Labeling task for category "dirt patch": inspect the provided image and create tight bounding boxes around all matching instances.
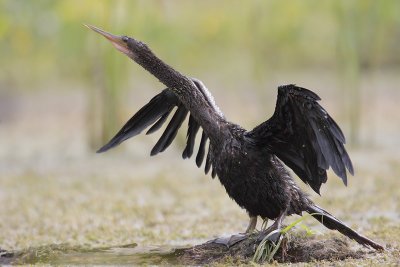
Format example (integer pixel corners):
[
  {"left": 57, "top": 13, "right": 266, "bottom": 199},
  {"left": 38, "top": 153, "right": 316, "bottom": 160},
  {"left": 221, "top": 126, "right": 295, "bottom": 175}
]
[{"left": 177, "top": 232, "right": 366, "bottom": 264}]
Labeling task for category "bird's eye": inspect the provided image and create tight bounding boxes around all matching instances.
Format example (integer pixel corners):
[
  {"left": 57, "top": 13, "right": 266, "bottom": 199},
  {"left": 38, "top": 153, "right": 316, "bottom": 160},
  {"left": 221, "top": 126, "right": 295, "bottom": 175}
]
[{"left": 122, "top": 36, "right": 129, "bottom": 43}]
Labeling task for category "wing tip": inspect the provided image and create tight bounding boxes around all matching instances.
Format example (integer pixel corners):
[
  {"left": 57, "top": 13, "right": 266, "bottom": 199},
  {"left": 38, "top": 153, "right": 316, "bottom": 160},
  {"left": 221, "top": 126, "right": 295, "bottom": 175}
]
[
  {"left": 342, "top": 175, "right": 348, "bottom": 186},
  {"left": 347, "top": 161, "right": 355, "bottom": 176},
  {"left": 278, "top": 84, "right": 321, "bottom": 101},
  {"left": 96, "top": 147, "right": 106, "bottom": 153},
  {"left": 195, "top": 157, "right": 203, "bottom": 167},
  {"left": 96, "top": 142, "right": 114, "bottom": 153},
  {"left": 310, "top": 183, "right": 321, "bottom": 195},
  {"left": 182, "top": 148, "right": 190, "bottom": 159}
]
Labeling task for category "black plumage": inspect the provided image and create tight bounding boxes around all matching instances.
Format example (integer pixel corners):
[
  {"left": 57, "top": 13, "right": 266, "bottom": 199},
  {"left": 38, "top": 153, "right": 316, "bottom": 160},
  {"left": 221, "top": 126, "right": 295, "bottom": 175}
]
[{"left": 87, "top": 25, "right": 383, "bottom": 250}]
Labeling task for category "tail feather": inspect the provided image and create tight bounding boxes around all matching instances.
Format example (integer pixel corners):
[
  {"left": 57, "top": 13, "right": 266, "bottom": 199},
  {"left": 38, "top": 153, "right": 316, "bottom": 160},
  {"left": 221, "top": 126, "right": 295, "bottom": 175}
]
[{"left": 307, "top": 204, "right": 384, "bottom": 250}]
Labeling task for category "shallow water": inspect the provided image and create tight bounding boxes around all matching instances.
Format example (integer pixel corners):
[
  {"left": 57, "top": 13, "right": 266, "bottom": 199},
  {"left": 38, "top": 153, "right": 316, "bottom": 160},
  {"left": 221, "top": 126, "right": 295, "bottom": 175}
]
[
  {"left": 5, "top": 244, "right": 185, "bottom": 265},
  {"left": 51, "top": 246, "right": 182, "bottom": 265}
]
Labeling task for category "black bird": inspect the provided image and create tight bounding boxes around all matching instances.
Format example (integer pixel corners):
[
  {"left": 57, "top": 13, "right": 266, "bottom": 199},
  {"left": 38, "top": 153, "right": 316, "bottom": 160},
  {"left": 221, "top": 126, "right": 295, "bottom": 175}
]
[{"left": 87, "top": 25, "right": 383, "bottom": 250}]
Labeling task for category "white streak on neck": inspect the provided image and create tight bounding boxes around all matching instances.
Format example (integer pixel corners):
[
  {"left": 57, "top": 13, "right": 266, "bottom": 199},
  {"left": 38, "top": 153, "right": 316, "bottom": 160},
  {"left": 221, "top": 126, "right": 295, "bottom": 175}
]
[{"left": 191, "top": 78, "right": 224, "bottom": 118}]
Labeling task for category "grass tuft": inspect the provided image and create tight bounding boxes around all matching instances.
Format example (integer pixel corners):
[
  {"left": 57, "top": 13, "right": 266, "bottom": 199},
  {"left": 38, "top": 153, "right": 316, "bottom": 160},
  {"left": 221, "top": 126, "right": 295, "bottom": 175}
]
[
  {"left": 252, "top": 213, "right": 321, "bottom": 263},
  {"left": 252, "top": 229, "right": 283, "bottom": 263}
]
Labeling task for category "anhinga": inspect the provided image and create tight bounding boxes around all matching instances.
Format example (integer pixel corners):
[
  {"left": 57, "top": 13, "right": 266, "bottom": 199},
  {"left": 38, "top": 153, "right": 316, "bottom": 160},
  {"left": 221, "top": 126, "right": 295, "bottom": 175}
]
[{"left": 86, "top": 25, "right": 383, "bottom": 250}]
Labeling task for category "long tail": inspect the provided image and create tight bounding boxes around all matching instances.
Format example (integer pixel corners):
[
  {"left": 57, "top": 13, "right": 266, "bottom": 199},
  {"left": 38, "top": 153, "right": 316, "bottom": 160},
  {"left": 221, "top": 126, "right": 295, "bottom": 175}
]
[{"left": 306, "top": 204, "right": 384, "bottom": 250}]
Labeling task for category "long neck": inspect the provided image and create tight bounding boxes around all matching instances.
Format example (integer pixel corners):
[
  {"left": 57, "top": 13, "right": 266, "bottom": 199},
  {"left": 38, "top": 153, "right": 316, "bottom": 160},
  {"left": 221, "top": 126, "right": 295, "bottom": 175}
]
[{"left": 128, "top": 40, "right": 227, "bottom": 143}]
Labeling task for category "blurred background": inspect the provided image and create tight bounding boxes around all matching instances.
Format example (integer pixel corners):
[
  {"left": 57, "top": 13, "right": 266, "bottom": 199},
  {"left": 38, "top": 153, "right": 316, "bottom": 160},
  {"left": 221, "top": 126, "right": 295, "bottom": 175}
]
[
  {"left": 1, "top": 0, "right": 399, "bottom": 258},
  {"left": 2, "top": 0, "right": 400, "bottom": 148}
]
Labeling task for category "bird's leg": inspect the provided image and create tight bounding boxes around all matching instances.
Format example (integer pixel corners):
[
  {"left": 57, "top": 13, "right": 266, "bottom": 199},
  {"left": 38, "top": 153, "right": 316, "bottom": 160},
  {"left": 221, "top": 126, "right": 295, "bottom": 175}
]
[
  {"left": 261, "top": 218, "right": 269, "bottom": 231},
  {"left": 245, "top": 216, "right": 257, "bottom": 234},
  {"left": 258, "top": 212, "right": 286, "bottom": 244},
  {"left": 270, "top": 212, "right": 285, "bottom": 231}
]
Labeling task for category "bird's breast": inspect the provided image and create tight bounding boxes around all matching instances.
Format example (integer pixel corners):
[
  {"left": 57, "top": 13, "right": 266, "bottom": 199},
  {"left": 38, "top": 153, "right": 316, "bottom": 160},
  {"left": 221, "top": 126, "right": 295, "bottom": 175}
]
[{"left": 211, "top": 139, "right": 291, "bottom": 219}]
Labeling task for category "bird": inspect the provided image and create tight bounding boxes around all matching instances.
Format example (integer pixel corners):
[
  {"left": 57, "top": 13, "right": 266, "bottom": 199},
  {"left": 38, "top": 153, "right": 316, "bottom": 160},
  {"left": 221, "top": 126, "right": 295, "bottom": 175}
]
[{"left": 86, "top": 25, "right": 383, "bottom": 250}]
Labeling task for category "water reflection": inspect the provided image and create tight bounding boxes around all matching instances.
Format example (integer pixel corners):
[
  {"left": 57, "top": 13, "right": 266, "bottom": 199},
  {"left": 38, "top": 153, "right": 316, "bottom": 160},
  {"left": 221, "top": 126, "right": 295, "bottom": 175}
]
[
  {"left": 51, "top": 245, "right": 183, "bottom": 265},
  {"left": 5, "top": 243, "right": 186, "bottom": 265}
]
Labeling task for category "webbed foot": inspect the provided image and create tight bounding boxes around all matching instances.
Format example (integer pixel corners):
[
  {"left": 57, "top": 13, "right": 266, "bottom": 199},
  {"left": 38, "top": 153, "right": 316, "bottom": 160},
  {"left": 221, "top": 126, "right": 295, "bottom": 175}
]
[{"left": 208, "top": 233, "right": 249, "bottom": 248}]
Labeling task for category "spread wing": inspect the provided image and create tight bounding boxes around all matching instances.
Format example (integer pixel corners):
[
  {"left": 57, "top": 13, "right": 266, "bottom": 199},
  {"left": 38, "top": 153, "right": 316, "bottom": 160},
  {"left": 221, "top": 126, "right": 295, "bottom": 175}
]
[
  {"left": 97, "top": 79, "right": 218, "bottom": 178},
  {"left": 247, "top": 84, "right": 354, "bottom": 194}
]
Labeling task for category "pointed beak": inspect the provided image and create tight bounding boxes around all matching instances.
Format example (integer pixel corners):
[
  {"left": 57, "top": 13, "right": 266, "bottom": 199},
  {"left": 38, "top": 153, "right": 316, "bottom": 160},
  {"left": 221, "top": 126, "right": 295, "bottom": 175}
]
[{"left": 85, "top": 24, "right": 131, "bottom": 56}]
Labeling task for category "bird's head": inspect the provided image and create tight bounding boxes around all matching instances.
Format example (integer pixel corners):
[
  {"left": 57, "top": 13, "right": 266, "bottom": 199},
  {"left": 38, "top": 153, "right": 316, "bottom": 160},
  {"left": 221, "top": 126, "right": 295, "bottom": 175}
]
[
  {"left": 85, "top": 24, "right": 151, "bottom": 61},
  {"left": 86, "top": 24, "right": 186, "bottom": 91}
]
